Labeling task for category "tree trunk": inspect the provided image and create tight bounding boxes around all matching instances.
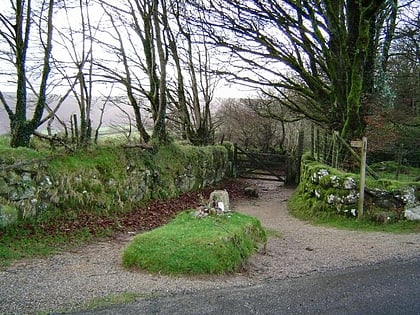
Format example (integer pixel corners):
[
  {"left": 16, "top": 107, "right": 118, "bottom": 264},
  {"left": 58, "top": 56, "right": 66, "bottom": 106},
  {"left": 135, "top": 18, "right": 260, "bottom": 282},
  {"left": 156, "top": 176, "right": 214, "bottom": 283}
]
[
  {"left": 10, "top": 120, "right": 33, "bottom": 148},
  {"left": 341, "top": 0, "right": 384, "bottom": 140},
  {"left": 7, "top": 0, "right": 55, "bottom": 148},
  {"left": 151, "top": 0, "right": 168, "bottom": 143}
]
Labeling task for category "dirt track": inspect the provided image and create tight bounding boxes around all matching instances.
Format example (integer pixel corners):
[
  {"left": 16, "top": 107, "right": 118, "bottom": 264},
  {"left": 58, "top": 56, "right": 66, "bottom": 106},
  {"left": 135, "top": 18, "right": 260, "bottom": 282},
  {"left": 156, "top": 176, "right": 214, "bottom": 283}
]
[{"left": 237, "top": 181, "right": 420, "bottom": 279}]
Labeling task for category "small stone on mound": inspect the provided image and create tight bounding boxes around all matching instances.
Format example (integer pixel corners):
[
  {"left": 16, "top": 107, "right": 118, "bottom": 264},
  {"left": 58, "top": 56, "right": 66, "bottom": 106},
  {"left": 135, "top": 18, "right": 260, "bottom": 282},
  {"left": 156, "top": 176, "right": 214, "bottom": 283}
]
[{"left": 208, "top": 190, "right": 230, "bottom": 212}]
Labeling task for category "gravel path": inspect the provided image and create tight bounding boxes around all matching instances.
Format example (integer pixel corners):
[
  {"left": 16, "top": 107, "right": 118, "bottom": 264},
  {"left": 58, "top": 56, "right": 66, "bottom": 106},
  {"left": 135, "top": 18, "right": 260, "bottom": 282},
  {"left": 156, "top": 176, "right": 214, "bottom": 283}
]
[{"left": 1, "top": 181, "right": 419, "bottom": 315}]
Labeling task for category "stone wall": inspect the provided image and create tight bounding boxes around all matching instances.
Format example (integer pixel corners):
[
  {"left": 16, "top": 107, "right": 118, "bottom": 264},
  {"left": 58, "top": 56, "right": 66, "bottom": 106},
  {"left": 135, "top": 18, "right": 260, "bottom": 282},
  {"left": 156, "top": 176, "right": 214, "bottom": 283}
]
[
  {"left": 0, "top": 144, "right": 229, "bottom": 227},
  {"left": 299, "top": 156, "right": 420, "bottom": 222}
]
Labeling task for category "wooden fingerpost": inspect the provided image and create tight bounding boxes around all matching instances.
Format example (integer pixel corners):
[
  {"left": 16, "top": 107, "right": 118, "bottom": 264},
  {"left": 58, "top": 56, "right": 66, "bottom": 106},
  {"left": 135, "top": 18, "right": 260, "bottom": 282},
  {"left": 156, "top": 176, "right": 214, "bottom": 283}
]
[{"left": 351, "top": 137, "right": 367, "bottom": 218}]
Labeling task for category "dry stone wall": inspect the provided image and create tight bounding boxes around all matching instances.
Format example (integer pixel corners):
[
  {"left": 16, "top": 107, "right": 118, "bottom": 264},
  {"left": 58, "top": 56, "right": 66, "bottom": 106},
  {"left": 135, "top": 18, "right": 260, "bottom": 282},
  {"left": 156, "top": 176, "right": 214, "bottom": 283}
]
[
  {"left": 299, "top": 157, "right": 420, "bottom": 222},
  {"left": 0, "top": 145, "right": 229, "bottom": 227}
]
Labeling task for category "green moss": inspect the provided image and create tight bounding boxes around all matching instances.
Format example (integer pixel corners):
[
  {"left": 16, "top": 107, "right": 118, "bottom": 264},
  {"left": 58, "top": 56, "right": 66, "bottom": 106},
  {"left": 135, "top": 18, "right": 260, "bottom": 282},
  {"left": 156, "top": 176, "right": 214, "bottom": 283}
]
[
  {"left": 122, "top": 211, "right": 266, "bottom": 275},
  {"left": 0, "top": 139, "right": 47, "bottom": 163},
  {"left": 0, "top": 205, "right": 19, "bottom": 227},
  {"left": 48, "top": 146, "right": 126, "bottom": 181},
  {"left": 1, "top": 142, "right": 229, "bottom": 227},
  {"left": 297, "top": 155, "right": 420, "bottom": 225}
]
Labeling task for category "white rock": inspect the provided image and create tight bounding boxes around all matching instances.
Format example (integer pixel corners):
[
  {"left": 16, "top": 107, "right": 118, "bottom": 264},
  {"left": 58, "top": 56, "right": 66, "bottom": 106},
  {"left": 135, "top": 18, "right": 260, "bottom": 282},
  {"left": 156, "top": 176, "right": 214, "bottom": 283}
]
[
  {"left": 396, "top": 187, "right": 416, "bottom": 205},
  {"left": 327, "top": 194, "right": 335, "bottom": 204},
  {"left": 343, "top": 177, "right": 357, "bottom": 190},
  {"left": 404, "top": 205, "right": 420, "bottom": 221}
]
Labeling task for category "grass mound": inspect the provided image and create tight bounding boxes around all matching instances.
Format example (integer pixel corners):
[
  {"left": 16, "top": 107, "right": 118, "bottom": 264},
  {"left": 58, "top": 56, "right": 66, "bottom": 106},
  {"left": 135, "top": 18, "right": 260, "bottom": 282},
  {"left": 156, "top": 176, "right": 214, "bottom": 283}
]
[{"left": 122, "top": 211, "right": 267, "bottom": 275}]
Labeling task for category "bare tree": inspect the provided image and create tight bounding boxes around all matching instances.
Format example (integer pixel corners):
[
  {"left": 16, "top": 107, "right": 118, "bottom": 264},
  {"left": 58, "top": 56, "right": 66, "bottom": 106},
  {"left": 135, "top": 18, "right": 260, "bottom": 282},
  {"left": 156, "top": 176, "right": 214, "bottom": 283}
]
[
  {"left": 166, "top": 1, "right": 219, "bottom": 145},
  {"left": 245, "top": 95, "right": 304, "bottom": 150},
  {"left": 216, "top": 98, "right": 300, "bottom": 152},
  {"left": 96, "top": 0, "right": 170, "bottom": 144},
  {"left": 0, "top": 0, "right": 55, "bottom": 147}
]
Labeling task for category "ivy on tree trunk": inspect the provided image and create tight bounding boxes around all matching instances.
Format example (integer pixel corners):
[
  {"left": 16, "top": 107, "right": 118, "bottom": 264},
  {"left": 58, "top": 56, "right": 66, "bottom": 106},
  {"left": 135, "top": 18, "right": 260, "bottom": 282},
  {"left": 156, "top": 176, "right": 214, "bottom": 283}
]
[{"left": 2, "top": 0, "right": 55, "bottom": 148}]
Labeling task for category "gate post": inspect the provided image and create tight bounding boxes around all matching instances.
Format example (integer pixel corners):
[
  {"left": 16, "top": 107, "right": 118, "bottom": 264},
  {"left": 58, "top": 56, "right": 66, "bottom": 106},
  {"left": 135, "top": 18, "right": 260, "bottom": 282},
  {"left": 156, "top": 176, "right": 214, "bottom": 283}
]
[
  {"left": 297, "top": 130, "right": 304, "bottom": 183},
  {"left": 232, "top": 144, "right": 238, "bottom": 177}
]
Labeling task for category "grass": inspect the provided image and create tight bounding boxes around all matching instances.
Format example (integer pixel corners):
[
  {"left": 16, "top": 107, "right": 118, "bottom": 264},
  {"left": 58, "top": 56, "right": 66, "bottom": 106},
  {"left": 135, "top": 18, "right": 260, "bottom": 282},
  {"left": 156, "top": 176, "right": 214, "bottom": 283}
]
[
  {"left": 0, "top": 225, "right": 112, "bottom": 268},
  {"left": 0, "top": 139, "right": 47, "bottom": 162},
  {"left": 38, "top": 292, "right": 148, "bottom": 315},
  {"left": 288, "top": 190, "right": 420, "bottom": 233},
  {"left": 122, "top": 211, "right": 267, "bottom": 275},
  {"left": 370, "top": 161, "right": 420, "bottom": 182}
]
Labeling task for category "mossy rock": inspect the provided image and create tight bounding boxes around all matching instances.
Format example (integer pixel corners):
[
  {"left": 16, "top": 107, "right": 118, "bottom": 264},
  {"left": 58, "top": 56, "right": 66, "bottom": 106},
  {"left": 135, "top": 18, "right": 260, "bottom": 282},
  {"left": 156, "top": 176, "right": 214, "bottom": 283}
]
[{"left": 0, "top": 205, "right": 19, "bottom": 227}]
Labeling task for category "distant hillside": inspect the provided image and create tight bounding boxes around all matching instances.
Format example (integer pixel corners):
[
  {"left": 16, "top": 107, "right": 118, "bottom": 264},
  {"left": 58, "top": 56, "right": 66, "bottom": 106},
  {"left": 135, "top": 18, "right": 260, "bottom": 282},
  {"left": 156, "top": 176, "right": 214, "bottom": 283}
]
[
  {"left": 0, "top": 92, "right": 230, "bottom": 138},
  {"left": 0, "top": 92, "right": 137, "bottom": 136}
]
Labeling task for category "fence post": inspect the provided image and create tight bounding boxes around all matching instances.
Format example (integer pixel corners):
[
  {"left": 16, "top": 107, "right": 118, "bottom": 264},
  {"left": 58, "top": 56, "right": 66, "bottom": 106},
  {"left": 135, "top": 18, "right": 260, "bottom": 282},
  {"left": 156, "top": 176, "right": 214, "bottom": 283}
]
[
  {"left": 311, "top": 124, "right": 314, "bottom": 158},
  {"left": 332, "top": 131, "right": 338, "bottom": 168},
  {"left": 358, "top": 137, "right": 368, "bottom": 218},
  {"left": 296, "top": 130, "right": 304, "bottom": 184},
  {"left": 233, "top": 144, "right": 238, "bottom": 177},
  {"left": 396, "top": 144, "right": 404, "bottom": 180},
  {"left": 316, "top": 128, "right": 320, "bottom": 162}
]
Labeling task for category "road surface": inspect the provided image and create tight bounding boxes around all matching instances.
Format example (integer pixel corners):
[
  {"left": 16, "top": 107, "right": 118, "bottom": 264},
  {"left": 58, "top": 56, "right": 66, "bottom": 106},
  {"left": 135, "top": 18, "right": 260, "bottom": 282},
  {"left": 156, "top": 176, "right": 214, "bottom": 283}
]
[{"left": 63, "top": 257, "right": 420, "bottom": 315}]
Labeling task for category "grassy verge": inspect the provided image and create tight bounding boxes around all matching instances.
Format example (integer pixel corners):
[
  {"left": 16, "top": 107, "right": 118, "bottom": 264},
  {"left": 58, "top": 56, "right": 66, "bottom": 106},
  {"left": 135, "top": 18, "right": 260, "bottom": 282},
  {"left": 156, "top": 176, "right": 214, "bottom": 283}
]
[
  {"left": 288, "top": 190, "right": 420, "bottom": 233},
  {"left": 122, "top": 211, "right": 267, "bottom": 275},
  {"left": 0, "top": 225, "right": 112, "bottom": 268}
]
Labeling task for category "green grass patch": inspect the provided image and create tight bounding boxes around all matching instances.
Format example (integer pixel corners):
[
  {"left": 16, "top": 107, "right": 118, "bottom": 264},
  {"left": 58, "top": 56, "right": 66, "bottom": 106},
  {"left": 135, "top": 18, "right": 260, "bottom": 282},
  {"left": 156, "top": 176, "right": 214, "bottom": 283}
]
[
  {"left": 370, "top": 161, "right": 420, "bottom": 182},
  {"left": 37, "top": 292, "right": 148, "bottom": 315},
  {"left": 122, "top": 211, "right": 266, "bottom": 275},
  {"left": 0, "top": 226, "right": 112, "bottom": 268},
  {"left": 0, "top": 138, "right": 47, "bottom": 162},
  {"left": 288, "top": 190, "right": 420, "bottom": 233},
  {"left": 82, "top": 292, "right": 143, "bottom": 310}
]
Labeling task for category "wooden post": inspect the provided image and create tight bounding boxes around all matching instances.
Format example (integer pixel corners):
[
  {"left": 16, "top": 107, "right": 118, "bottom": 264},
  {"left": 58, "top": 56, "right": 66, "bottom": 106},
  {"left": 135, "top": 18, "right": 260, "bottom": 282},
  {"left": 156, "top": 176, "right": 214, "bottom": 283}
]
[
  {"left": 322, "top": 130, "right": 327, "bottom": 164},
  {"left": 357, "top": 137, "right": 368, "bottom": 218},
  {"left": 396, "top": 144, "right": 403, "bottom": 180},
  {"left": 296, "top": 130, "right": 304, "bottom": 184},
  {"left": 316, "top": 128, "right": 320, "bottom": 162},
  {"left": 332, "top": 132, "right": 338, "bottom": 168},
  {"left": 233, "top": 144, "right": 238, "bottom": 177},
  {"left": 311, "top": 124, "right": 314, "bottom": 158}
]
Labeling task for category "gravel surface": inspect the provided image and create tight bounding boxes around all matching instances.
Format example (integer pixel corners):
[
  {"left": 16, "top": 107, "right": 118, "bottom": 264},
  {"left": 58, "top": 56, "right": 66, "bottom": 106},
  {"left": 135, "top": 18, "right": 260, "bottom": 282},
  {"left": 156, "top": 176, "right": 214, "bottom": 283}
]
[{"left": 1, "top": 180, "right": 419, "bottom": 315}]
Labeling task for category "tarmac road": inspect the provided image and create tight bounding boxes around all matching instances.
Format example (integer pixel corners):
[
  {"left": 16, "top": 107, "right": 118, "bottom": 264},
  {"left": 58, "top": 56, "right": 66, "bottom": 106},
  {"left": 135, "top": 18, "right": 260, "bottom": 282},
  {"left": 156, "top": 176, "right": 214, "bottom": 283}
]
[{"left": 64, "top": 257, "right": 420, "bottom": 315}]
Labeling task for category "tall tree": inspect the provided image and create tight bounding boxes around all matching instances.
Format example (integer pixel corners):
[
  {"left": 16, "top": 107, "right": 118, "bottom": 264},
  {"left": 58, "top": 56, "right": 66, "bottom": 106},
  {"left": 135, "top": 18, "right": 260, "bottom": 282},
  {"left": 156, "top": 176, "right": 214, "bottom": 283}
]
[
  {"left": 365, "top": 2, "right": 420, "bottom": 159},
  {"left": 0, "top": 0, "right": 55, "bottom": 147},
  {"left": 97, "top": 0, "right": 169, "bottom": 144},
  {"left": 189, "top": 0, "right": 388, "bottom": 140},
  {"left": 166, "top": 0, "right": 218, "bottom": 145}
]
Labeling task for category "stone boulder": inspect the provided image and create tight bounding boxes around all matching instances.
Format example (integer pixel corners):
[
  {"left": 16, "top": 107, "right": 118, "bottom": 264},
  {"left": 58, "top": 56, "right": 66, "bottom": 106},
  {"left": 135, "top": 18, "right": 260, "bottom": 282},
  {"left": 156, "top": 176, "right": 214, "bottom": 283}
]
[
  {"left": 405, "top": 205, "right": 420, "bottom": 221},
  {"left": 208, "top": 190, "right": 230, "bottom": 212},
  {"left": 244, "top": 185, "right": 259, "bottom": 197}
]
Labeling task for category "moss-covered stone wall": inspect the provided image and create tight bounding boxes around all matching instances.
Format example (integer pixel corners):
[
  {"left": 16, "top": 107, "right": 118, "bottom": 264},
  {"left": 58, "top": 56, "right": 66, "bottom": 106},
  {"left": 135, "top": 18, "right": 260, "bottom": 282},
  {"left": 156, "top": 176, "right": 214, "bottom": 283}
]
[
  {"left": 299, "top": 155, "right": 420, "bottom": 222},
  {"left": 0, "top": 144, "right": 229, "bottom": 227}
]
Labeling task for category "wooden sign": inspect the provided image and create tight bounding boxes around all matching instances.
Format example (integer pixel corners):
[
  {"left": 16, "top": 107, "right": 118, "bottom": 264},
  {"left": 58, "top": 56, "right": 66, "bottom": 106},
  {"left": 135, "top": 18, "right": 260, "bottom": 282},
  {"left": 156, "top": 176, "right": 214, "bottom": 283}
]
[{"left": 350, "top": 140, "right": 363, "bottom": 148}]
